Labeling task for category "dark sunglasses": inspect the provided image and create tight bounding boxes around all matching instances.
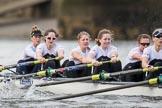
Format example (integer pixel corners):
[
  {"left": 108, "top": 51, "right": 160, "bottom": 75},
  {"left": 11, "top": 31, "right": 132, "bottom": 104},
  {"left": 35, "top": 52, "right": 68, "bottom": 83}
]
[
  {"left": 47, "top": 37, "right": 56, "bottom": 40},
  {"left": 140, "top": 43, "right": 150, "bottom": 46}
]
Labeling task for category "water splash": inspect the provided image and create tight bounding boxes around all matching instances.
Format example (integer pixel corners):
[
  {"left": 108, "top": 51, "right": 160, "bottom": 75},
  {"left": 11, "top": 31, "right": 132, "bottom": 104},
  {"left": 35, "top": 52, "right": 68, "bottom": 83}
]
[{"left": 0, "top": 78, "right": 27, "bottom": 99}]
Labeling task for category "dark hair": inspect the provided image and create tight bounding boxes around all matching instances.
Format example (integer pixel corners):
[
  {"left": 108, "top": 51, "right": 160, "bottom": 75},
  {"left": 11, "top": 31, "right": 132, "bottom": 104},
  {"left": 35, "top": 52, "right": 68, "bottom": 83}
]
[
  {"left": 95, "top": 29, "right": 113, "bottom": 46},
  {"left": 137, "top": 34, "right": 151, "bottom": 42},
  {"left": 30, "top": 25, "right": 43, "bottom": 37},
  {"left": 44, "top": 28, "right": 59, "bottom": 37}
]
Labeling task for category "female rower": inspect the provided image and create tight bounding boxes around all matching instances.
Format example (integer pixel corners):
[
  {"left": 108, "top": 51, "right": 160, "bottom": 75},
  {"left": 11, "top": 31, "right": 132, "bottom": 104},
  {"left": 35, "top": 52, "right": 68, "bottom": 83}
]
[
  {"left": 63, "top": 31, "right": 92, "bottom": 78},
  {"left": 36, "top": 28, "right": 64, "bottom": 71},
  {"left": 16, "top": 25, "right": 43, "bottom": 74},
  {"left": 142, "top": 28, "right": 162, "bottom": 80},
  {"left": 87, "top": 29, "right": 122, "bottom": 78},
  {"left": 123, "top": 34, "right": 151, "bottom": 82}
]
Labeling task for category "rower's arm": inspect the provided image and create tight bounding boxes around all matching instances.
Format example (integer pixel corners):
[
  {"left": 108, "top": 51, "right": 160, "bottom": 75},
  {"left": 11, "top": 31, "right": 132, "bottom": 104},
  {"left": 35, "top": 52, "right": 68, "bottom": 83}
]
[
  {"left": 71, "top": 51, "right": 87, "bottom": 63},
  {"left": 36, "top": 49, "right": 46, "bottom": 63},
  {"left": 132, "top": 53, "right": 142, "bottom": 61},
  {"left": 87, "top": 52, "right": 100, "bottom": 66},
  {"left": 57, "top": 49, "right": 64, "bottom": 60},
  {"left": 142, "top": 56, "right": 149, "bottom": 68}
]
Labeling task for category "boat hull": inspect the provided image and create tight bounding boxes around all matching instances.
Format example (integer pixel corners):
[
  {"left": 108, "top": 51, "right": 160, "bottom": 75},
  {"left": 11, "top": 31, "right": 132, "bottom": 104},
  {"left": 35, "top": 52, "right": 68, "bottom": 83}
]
[
  {"left": 36, "top": 81, "right": 162, "bottom": 97},
  {"left": 0, "top": 77, "right": 161, "bottom": 97}
]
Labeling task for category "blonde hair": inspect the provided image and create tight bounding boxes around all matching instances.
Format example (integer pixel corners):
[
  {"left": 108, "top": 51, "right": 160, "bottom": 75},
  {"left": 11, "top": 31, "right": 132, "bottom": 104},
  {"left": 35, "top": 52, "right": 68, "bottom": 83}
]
[
  {"left": 77, "top": 31, "right": 91, "bottom": 40},
  {"left": 30, "top": 25, "right": 42, "bottom": 37},
  {"left": 32, "top": 25, "right": 39, "bottom": 31}
]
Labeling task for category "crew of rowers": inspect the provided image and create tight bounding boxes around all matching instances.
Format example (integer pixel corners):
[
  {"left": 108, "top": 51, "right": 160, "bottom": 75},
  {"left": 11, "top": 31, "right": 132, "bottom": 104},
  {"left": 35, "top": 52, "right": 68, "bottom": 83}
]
[{"left": 16, "top": 25, "right": 162, "bottom": 82}]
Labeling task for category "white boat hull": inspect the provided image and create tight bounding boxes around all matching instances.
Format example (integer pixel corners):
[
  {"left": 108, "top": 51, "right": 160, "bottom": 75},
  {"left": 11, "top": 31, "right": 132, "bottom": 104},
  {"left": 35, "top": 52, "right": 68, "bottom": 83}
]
[
  {"left": 0, "top": 77, "right": 161, "bottom": 97},
  {"left": 37, "top": 82, "right": 162, "bottom": 97}
]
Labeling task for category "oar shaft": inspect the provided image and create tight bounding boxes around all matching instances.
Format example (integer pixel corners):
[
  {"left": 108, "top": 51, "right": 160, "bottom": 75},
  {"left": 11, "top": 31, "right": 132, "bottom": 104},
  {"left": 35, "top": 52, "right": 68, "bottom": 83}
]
[
  {"left": 111, "top": 69, "right": 144, "bottom": 77},
  {"left": 3, "top": 64, "right": 17, "bottom": 69},
  {"left": 56, "top": 64, "right": 88, "bottom": 73},
  {"left": 13, "top": 73, "right": 37, "bottom": 79},
  {"left": 35, "top": 76, "right": 91, "bottom": 87},
  {"left": 0, "top": 57, "right": 59, "bottom": 71},
  {"left": 48, "top": 80, "right": 149, "bottom": 100},
  {"left": 17, "top": 57, "right": 59, "bottom": 67},
  {"left": 53, "top": 60, "right": 113, "bottom": 73},
  {"left": 99, "top": 66, "right": 162, "bottom": 80}
]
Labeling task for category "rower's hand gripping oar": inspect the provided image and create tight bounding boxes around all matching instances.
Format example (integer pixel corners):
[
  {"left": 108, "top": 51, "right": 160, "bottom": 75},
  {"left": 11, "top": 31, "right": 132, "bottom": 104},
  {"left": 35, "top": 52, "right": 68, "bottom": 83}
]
[
  {"left": 35, "top": 66, "right": 161, "bottom": 87},
  {"left": 0, "top": 57, "right": 60, "bottom": 71}
]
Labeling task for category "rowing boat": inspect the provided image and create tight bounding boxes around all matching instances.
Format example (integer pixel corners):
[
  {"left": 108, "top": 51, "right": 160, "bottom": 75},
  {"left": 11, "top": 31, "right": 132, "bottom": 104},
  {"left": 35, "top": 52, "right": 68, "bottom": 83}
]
[{"left": 0, "top": 75, "right": 161, "bottom": 98}]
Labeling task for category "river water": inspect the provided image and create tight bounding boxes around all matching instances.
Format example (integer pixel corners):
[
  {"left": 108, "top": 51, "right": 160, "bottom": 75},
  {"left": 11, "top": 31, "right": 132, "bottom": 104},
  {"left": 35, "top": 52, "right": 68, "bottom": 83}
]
[{"left": 0, "top": 39, "right": 162, "bottom": 108}]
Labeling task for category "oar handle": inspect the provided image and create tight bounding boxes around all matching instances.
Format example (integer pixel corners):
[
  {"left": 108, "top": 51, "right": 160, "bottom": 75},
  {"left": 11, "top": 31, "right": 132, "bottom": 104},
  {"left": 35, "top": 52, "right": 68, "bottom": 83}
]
[
  {"left": 44, "top": 57, "right": 60, "bottom": 62},
  {"left": 0, "top": 66, "right": 3, "bottom": 71}
]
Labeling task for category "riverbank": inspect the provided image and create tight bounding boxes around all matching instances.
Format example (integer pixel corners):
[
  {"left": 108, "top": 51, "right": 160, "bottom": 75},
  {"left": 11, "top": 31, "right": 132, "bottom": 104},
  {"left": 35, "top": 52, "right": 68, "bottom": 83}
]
[{"left": 0, "top": 18, "right": 58, "bottom": 40}]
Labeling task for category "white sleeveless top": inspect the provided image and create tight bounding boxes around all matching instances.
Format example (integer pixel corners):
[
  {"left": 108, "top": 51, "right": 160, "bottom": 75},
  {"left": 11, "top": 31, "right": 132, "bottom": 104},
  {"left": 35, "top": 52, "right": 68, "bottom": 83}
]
[
  {"left": 143, "top": 45, "right": 162, "bottom": 63},
  {"left": 21, "top": 43, "right": 37, "bottom": 60},
  {"left": 127, "top": 47, "right": 142, "bottom": 63},
  {"left": 89, "top": 45, "right": 118, "bottom": 59},
  {"left": 36, "top": 43, "right": 64, "bottom": 57},
  {"left": 70, "top": 46, "right": 90, "bottom": 64}
]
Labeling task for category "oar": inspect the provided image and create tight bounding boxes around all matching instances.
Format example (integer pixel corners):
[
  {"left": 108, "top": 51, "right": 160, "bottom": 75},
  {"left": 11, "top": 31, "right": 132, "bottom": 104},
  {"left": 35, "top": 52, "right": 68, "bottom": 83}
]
[
  {"left": 35, "top": 66, "right": 161, "bottom": 87},
  {"left": 54, "top": 59, "right": 116, "bottom": 73},
  {"left": 0, "top": 57, "right": 60, "bottom": 71},
  {"left": 12, "top": 60, "right": 116, "bottom": 79},
  {"left": 49, "top": 76, "right": 161, "bottom": 100}
]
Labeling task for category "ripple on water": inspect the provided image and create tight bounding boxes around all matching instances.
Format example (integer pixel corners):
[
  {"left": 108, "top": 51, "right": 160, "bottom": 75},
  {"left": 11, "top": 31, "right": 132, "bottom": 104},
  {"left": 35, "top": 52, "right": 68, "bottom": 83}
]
[{"left": 1, "top": 85, "right": 162, "bottom": 108}]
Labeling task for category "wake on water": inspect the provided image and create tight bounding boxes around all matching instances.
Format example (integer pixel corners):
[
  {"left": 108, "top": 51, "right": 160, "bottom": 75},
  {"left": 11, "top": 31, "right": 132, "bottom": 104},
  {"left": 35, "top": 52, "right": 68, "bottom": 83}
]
[{"left": 0, "top": 73, "right": 162, "bottom": 108}]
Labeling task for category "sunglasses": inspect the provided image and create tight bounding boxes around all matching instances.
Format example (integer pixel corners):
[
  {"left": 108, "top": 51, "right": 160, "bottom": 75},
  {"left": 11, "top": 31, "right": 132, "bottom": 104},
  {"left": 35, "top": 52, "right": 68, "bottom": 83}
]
[
  {"left": 140, "top": 43, "right": 150, "bottom": 46},
  {"left": 47, "top": 37, "right": 56, "bottom": 40}
]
